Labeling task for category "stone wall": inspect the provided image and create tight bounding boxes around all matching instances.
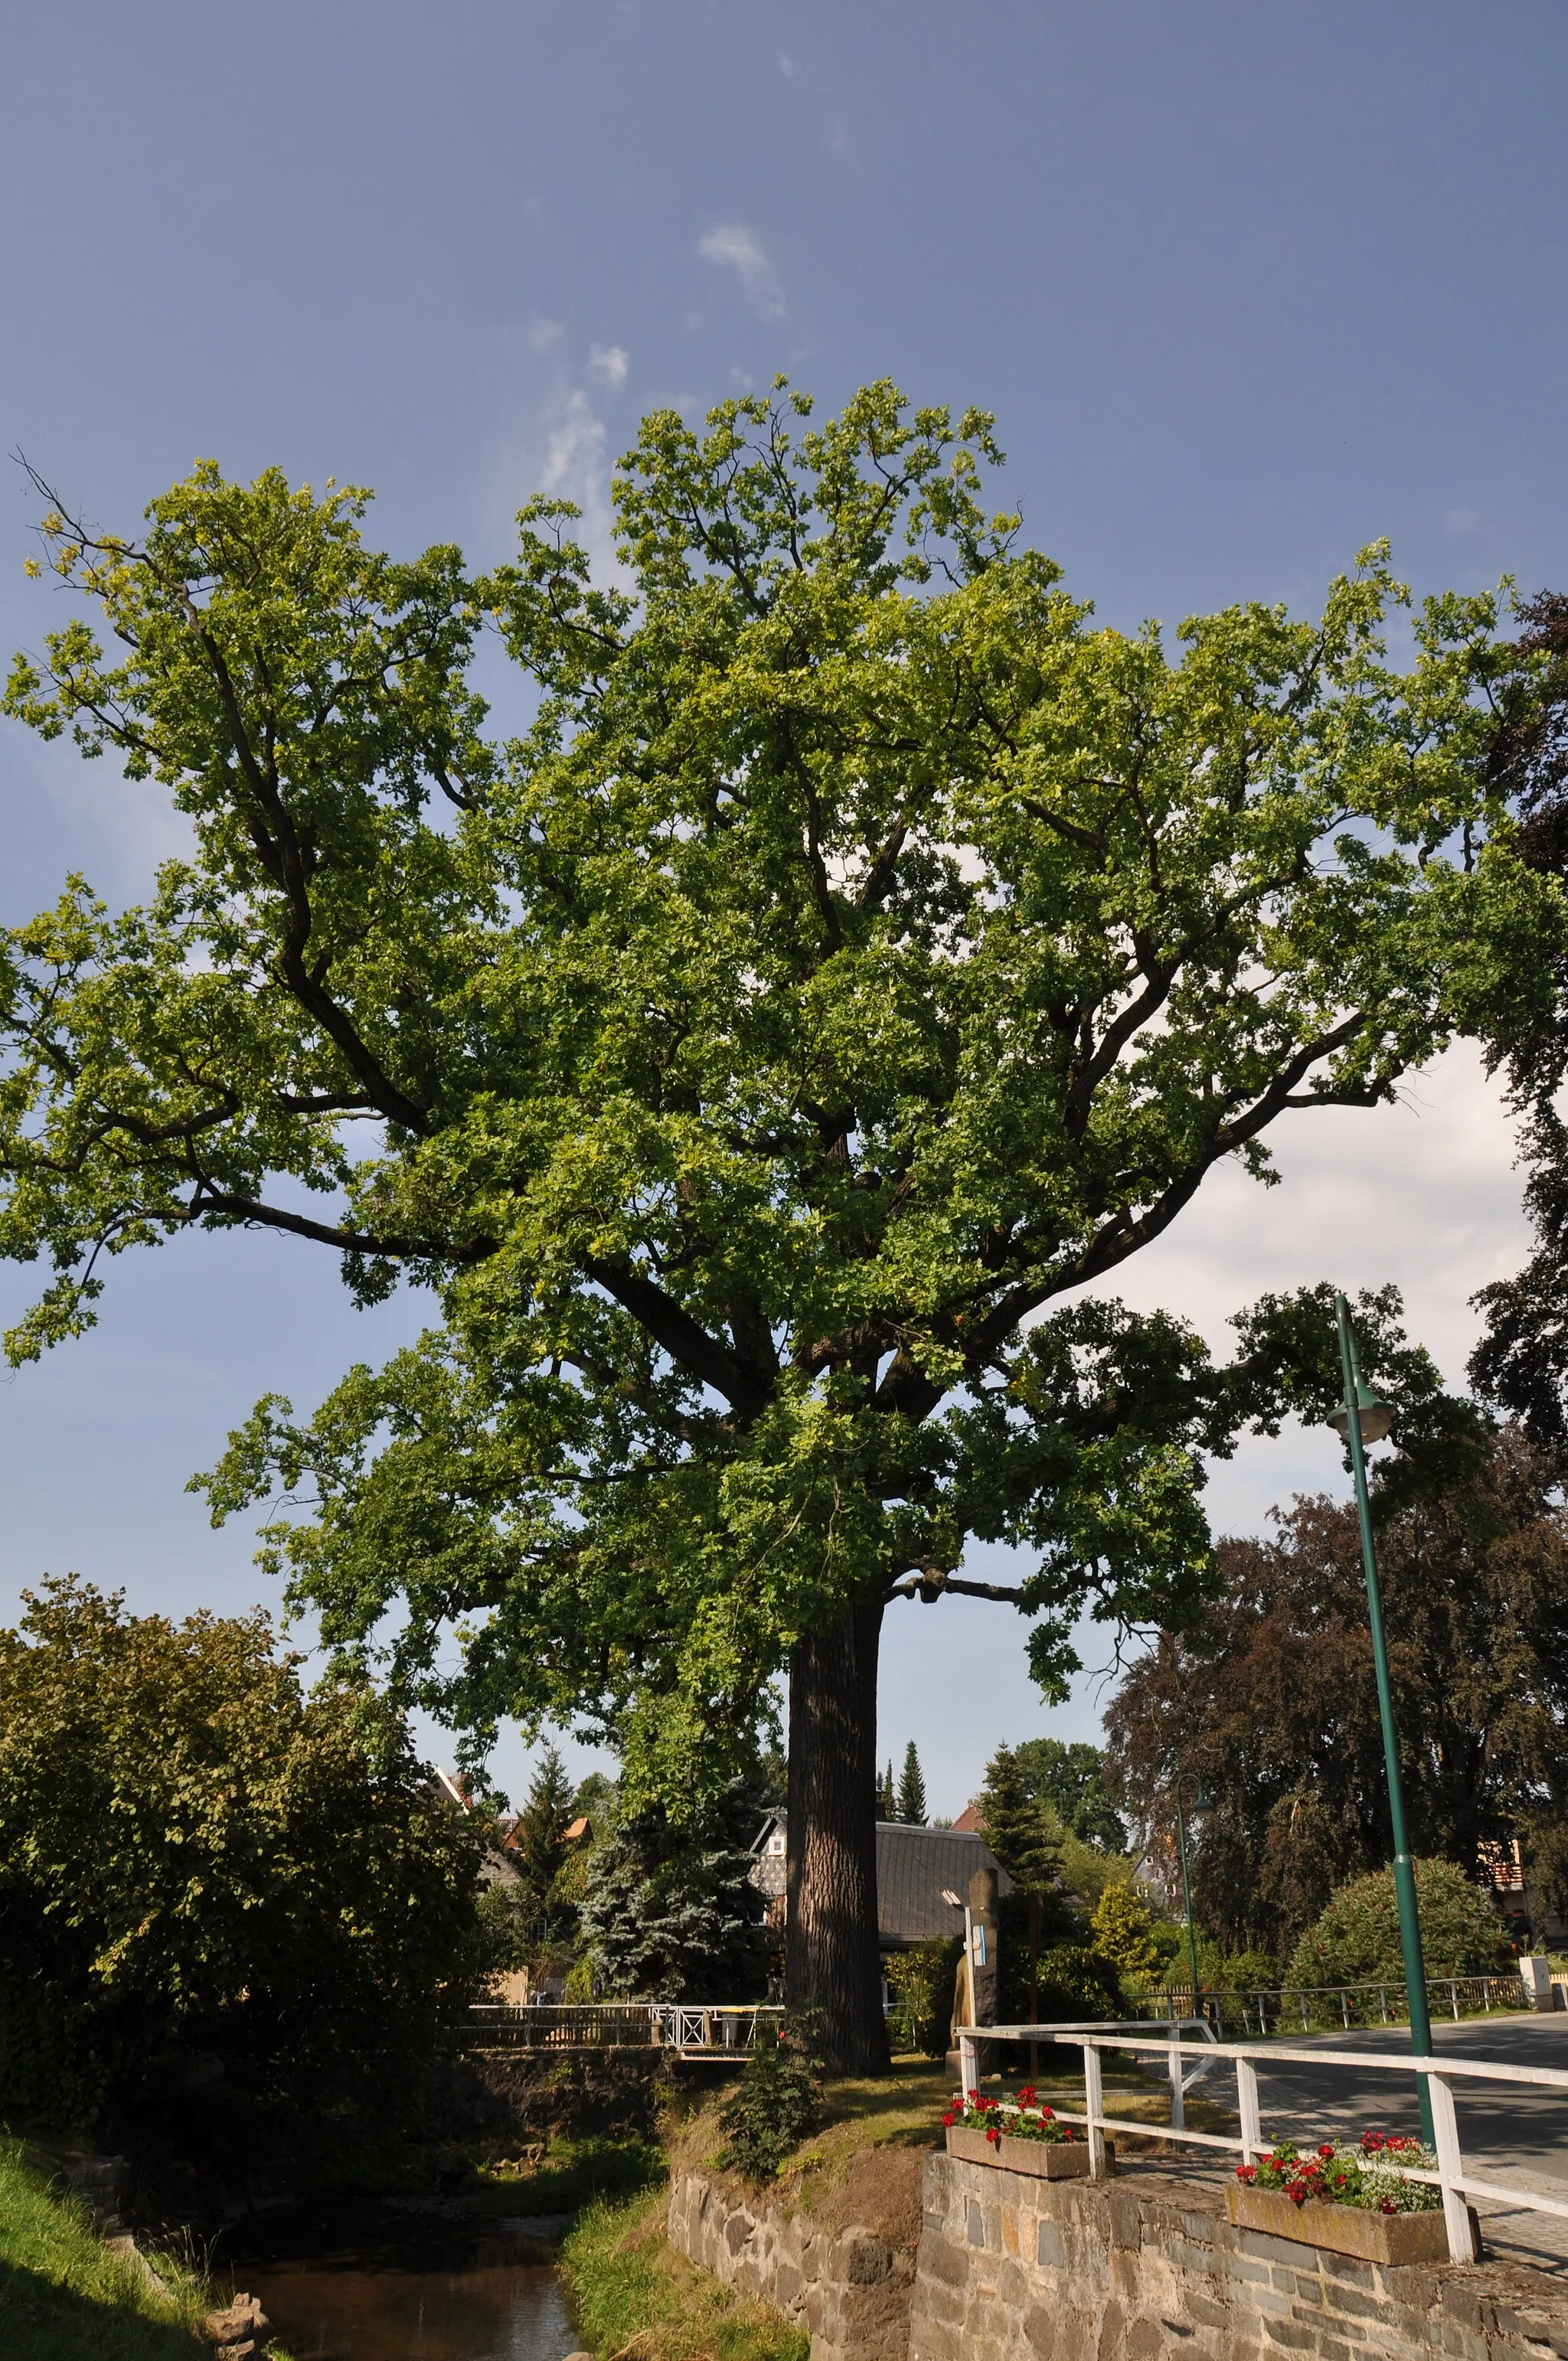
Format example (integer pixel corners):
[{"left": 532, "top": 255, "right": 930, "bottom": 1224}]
[
  {"left": 666, "top": 2163, "right": 917, "bottom": 2361},
  {"left": 910, "top": 2151, "right": 1568, "bottom": 2361}
]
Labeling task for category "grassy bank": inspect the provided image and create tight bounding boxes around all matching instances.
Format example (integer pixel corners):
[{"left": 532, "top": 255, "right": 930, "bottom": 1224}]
[
  {"left": 0, "top": 2138, "right": 221, "bottom": 2361},
  {"left": 562, "top": 2188, "right": 809, "bottom": 2361}
]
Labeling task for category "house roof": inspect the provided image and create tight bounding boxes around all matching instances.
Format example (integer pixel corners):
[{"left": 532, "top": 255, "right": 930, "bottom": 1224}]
[
  {"left": 951, "top": 1804, "right": 985, "bottom": 1833},
  {"left": 749, "top": 1812, "right": 1012, "bottom": 1948}
]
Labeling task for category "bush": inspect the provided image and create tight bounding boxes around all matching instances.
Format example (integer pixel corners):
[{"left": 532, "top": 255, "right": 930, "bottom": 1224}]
[
  {"left": 1029, "top": 1945, "right": 1125, "bottom": 2022},
  {"left": 717, "top": 2014, "right": 825, "bottom": 2180},
  {"left": 0, "top": 1576, "right": 490, "bottom": 2136},
  {"left": 1287, "top": 1858, "right": 1509, "bottom": 1992},
  {"left": 1089, "top": 1878, "right": 1169, "bottom": 1983},
  {"left": 885, "top": 1937, "right": 963, "bottom": 2059}
]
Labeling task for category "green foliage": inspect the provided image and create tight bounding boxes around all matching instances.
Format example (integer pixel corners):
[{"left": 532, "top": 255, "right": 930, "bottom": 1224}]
[
  {"left": 1027, "top": 1944, "right": 1125, "bottom": 2023},
  {"left": 1010, "top": 1739, "right": 1126, "bottom": 1851},
  {"left": 0, "top": 1576, "right": 488, "bottom": 2134},
  {"left": 0, "top": 2137, "right": 214, "bottom": 2360},
  {"left": 979, "top": 1746, "right": 1063, "bottom": 1892},
  {"left": 884, "top": 1937, "right": 964, "bottom": 2058},
  {"left": 580, "top": 1788, "right": 769, "bottom": 2000},
  {"left": 562, "top": 2187, "right": 810, "bottom": 2361},
  {"left": 512, "top": 1744, "right": 577, "bottom": 1946},
  {"left": 1106, "top": 1425, "right": 1568, "bottom": 1952},
  {"left": 877, "top": 1761, "right": 897, "bottom": 1818},
  {"left": 1089, "top": 1878, "right": 1170, "bottom": 1984},
  {"left": 896, "top": 1741, "right": 928, "bottom": 1825},
  {"left": 0, "top": 386, "right": 1550, "bottom": 1834},
  {"left": 1287, "top": 1860, "right": 1509, "bottom": 1990},
  {"left": 717, "top": 2014, "right": 827, "bottom": 2180}
]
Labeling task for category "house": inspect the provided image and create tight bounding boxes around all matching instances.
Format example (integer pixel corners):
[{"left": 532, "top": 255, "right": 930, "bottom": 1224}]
[
  {"left": 750, "top": 1811, "right": 1012, "bottom": 1948},
  {"left": 952, "top": 1804, "right": 985, "bottom": 1833}
]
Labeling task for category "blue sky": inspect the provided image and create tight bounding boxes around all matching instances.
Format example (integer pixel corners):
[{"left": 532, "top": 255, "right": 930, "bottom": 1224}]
[{"left": 2, "top": 1, "right": 1564, "bottom": 1811}]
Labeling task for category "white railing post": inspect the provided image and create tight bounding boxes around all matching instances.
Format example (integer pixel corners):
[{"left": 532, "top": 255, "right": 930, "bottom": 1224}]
[
  {"left": 1083, "top": 2043, "right": 1107, "bottom": 2180},
  {"left": 959, "top": 2030, "right": 978, "bottom": 2092},
  {"left": 1426, "top": 2069, "right": 1478, "bottom": 2262},
  {"left": 1168, "top": 2025, "right": 1185, "bottom": 2131},
  {"left": 1236, "top": 2056, "right": 1262, "bottom": 2166}
]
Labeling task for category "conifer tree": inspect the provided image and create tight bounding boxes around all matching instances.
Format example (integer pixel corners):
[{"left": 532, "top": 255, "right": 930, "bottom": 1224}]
[
  {"left": 877, "top": 1761, "right": 897, "bottom": 1819},
  {"left": 978, "top": 1744, "right": 1062, "bottom": 1891},
  {"left": 897, "top": 1741, "right": 928, "bottom": 1825},
  {"left": 514, "top": 1745, "right": 574, "bottom": 1940}
]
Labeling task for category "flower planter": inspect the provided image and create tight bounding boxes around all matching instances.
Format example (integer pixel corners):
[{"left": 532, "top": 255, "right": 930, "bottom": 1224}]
[
  {"left": 945, "top": 2125, "right": 1109, "bottom": 2178},
  {"left": 1226, "top": 2181, "right": 1453, "bottom": 2265},
  {"left": 998, "top": 2132, "right": 1109, "bottom": 2180}
]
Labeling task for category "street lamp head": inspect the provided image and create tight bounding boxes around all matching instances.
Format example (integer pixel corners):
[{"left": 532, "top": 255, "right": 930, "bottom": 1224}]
[{"left": 1328, "top": 1380, "right": 1394, "bottom": 1446}]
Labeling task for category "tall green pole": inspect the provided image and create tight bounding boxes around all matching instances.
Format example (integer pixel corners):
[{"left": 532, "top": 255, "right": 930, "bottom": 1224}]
[
  {"left": 1175, "top": 1778, "right": 1203, "bottom": 2018},
  {"left": 1335, "top": 1294, "right": 1436, "bottom": 2145}
]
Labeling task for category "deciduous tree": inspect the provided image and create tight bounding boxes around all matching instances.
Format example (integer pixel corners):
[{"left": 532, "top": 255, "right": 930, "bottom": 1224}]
[
  {"left": 0, "top": 1577, "right": 487, "bottom": 2133},
  {"left": 0, "top": 388, "right": 1551, "bottom": 2067},
  {"left": 1103, "top": 1426, "right": 1568, "bottom": 1954}
]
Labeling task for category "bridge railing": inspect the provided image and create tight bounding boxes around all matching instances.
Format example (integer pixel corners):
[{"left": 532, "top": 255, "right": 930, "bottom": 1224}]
[
  {"left": 1130, "top": 1974, "right": 1530, "bottom": 2037},
  {"left": 462, "top": 2001, "right": 784, "bottom": 2053},
  {"left": 956, "top": 2018, "right": 1568, "bottom": 2266}
]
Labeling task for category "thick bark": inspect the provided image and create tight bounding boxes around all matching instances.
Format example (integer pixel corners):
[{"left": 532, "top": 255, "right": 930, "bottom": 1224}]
[{"left": 785, "top": 1599, "right": 890, "bottom": 2075}]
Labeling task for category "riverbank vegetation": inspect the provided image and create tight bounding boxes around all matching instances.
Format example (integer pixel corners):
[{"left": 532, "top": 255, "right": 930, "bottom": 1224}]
[
  {"left": 0, "top": 1578, "right": 495, "bottom": 2150},
  {"left": 563, "top": 2190, "right": 808, "bottom": 2361},
  {"left": 0, "top": 2138, "right": 231, "bottom": 2361}
]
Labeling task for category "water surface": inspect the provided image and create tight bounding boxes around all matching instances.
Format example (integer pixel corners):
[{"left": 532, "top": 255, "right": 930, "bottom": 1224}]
[{"left": 224, "top": 2202, "right": 577, "bottom": 2361}]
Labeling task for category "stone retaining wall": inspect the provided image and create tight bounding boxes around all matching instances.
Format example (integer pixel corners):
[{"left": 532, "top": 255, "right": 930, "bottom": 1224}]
[
  {"left": 665, "top": 2169, "right": 916, "bottom": 2361},
  {"left": 910, "top": 2151, "right": 1568, "bottom": 2361},
  {"left": 668, "top": 2150, "right": 1568, "bottom": 2361}
]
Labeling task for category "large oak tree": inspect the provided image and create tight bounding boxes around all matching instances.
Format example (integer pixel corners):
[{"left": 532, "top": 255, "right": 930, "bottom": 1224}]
[{"left": 1, "top": 384, "right": 1553, "bottom": 2066}]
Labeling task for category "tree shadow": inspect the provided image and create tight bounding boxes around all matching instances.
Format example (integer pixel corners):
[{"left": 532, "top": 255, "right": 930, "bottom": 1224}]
[{"left": 0, "top": 2255, "right": 200, "bottom": 2361}]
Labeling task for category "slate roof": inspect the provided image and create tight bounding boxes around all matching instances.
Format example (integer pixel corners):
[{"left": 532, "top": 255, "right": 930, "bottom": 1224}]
[{"left": 749, "top": 1812, "right": 1013, "bottom": 1948}]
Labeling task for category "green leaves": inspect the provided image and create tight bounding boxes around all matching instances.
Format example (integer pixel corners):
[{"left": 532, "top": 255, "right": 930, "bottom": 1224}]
[{"left": 3, "top": 382, "right": 1560, "bottom": 1797}]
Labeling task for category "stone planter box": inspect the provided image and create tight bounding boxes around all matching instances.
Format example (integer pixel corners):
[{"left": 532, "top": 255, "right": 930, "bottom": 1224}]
[
  {"left": 1226, "top": 2181, "right": 1453, "bottom": 2265},
  {"left": 946, "top": 2125, "right": 1106, "bottom": 2178}
]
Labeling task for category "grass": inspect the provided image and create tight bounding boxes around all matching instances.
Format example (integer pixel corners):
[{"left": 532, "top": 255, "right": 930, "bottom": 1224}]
[
  {"left": 561, "top": 2188, "right": 809, "bottom": 2361},
  {"left": 0, "top": 2137, "right": 235, "bottom": 2361},
  {"left": 467, "top": 2128, "right": 668, "bottom": 2216}
]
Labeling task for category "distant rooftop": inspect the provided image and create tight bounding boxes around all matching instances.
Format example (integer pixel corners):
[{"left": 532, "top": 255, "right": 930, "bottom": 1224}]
[{"left": 750, "top": 1811, "right": 1012, "bottom": 1948}]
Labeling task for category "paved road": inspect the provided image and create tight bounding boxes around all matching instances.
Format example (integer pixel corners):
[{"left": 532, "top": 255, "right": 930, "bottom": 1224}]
[{"left": 1191, "top": 2013, "right": 1568, "bottom": 2275}]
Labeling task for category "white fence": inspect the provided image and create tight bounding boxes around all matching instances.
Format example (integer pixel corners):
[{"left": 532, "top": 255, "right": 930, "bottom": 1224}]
[
  {"left": 464, "top": 2001, "right": 782, "bottom": 2054},
  {"left": 1138, "top": 1975, "right": 1532, "bottom": 2037},
  {"left": 956, "top": 2020, "right": 1568, "bottom": 2265}
]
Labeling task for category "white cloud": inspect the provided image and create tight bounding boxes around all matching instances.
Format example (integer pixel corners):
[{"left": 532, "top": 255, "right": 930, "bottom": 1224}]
[
  {"left": 777, "top": 50, "right": 799, "bottom": 78},
  {"left": 525, "top": 315, "right": 564, "bottom": 354},
  {"left": 697, "top": 223, "right": 786, "bottom": 321},
  {"left": 1446, "top": 506, "right": 1479, "bottom": 534},
  {"left": 587, "top": 342, "right": 629, "bottom": 389}
]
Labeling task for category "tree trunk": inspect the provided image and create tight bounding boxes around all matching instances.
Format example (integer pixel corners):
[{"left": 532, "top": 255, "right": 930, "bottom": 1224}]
[{"left": 785, "top": 1598, "right": 889, "bottom": 2074}]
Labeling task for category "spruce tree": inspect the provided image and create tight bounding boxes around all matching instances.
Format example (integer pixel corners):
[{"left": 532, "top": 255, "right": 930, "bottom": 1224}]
[
  {"left": 978, "top": 1744, "right": 1062, "bottom": 1891},
  {"left": 514, "top": 1745, "right": 574, "bottom": 1940},
  {"left": 877, "top": 1760, "right": 897, "bottom": 1819},
  {"left": 897, "top": 1742, "right": 928, "bottom": 1826}
]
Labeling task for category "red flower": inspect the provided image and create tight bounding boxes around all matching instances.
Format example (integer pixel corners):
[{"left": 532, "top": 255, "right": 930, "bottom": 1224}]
[
  {"left": 986, "top": 2124, "right": 1002, "bottom": 2146},
  {"left": 1318, "top": 2145, "right": 1334, "bottom": 2160}
]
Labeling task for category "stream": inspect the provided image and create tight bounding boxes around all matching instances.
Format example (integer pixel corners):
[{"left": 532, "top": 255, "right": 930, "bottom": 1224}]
[{"left": 218, "top": 2199, "right": 580, "bottom": 2361}]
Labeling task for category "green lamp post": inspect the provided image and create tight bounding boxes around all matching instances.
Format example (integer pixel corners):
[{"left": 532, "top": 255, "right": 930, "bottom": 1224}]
[
  {"left": 1328, "top": 1292, "right": 1436, "bottom": 2144},
  {"left": 1174, "top": 1774, "right": 1210, "bottom": 2020}
]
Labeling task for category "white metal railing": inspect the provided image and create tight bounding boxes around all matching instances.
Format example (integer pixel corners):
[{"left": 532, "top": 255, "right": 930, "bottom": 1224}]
[
  {"left": 956, "top": 2021, "right": 1568, "bottom": 2265},
  {"left": 1133, "top": 1975, "right": 1530, "bottom": 2037},
  {"left": 463, "top": 2001, "right": 782, "bottom": 2052}
]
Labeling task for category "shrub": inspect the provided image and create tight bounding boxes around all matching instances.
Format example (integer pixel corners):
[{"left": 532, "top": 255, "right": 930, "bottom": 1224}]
[
  {"left": 0, "top": 1576, "right": 489, "bottom": 2135},
  {"left": 1286, "top": 1858, "right": 1508, "bottom": 1992},
  {"left": 717, "top": 2013, "right": 825, "bottom": 2180},
  {"left": 885, "top": 1937, "right": 963, "bottom": 2059},
  {"left": 1089, "top": 1878, "right": 1169, "bottom": 1983},
  {"left": 1030, "top": 1944, "right": 1124, "bottom": 2022}
]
